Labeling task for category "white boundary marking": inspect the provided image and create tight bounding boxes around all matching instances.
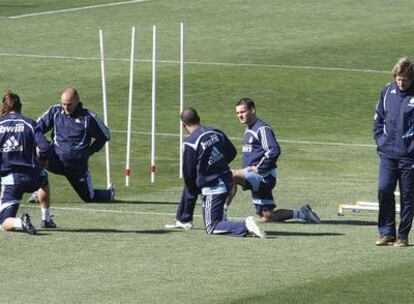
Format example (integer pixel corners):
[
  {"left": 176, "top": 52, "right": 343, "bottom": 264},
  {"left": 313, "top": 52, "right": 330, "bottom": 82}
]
[
  {"left": 0, "top": 52, "right": 389, "bottom": 74},
  {"left": 5, "top": 0, "right": 150, "bottom": 19},
  {"left": 0, "top": 52, "right": 377, "bottom": 148},
  {"left": 28, "top": 205, "right": 177, "bottom": 217},
  {"left": 111, "top": 129, "right": 376, "bottom": 148}
]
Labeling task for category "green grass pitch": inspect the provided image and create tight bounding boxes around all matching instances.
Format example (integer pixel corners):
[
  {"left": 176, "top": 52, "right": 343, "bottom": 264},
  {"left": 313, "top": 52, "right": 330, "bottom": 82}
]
[{"left": 1, "top": 0, "right": 414, "bottom": 303}]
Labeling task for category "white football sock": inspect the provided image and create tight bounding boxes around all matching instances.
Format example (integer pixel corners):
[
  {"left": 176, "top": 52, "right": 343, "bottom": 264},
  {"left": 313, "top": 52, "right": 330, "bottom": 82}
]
[
  {"left": 41, "top": 208, "right": 51, "bottom": 221},
  {"left": 13, "top": 218, "right": 23, "bottom": 229}
]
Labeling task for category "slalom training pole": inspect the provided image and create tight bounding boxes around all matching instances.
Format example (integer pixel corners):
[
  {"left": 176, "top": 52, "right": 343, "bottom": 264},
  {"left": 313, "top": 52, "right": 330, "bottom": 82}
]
[
  {"left": 99, "top": 29, "right": 112, "bottom": 188},
  {"left": 179, "top": 22, "right": 184, "bottom": 179},
  {"left": 150, "top": 24, "right": 157, "bottom": 183},
  {"left": 125, "top": 26, "right": 136, "bottom": 187}
]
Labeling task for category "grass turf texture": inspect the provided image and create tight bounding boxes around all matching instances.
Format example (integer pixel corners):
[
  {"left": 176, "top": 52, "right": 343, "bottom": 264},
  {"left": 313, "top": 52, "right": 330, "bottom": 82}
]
[{"left": 1, "top": 0, "right": 414, "bottom": 303}]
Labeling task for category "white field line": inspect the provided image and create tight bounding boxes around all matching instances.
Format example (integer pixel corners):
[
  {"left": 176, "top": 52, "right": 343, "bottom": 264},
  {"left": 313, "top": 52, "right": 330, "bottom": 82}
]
[
  {"left": 112, "top": 129, "right": 376, "bottom": 148},
  {"left": 0, "top": 52, "right": 379, "bottom": 148},
  {"left": 6, "top": 0, "right": 150, "bottom": 19},
  {"left": 25, "top": 205, "right": 245, "bottom": 221},
  {"left": 0, "top": 52, "right": 389, "bottom": 74},
  {"left": 27, "top": 205, "right": 176, "bottom": 217}
]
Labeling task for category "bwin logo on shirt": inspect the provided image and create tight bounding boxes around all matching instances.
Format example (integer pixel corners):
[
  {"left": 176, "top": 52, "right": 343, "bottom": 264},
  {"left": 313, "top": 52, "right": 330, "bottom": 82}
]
[
  {"left": 1, "top": 136, "right": 23, "bottom": 152},
  {"left": 201, "top": 134, "right": 220, "bottom": 150},
  {"left": 0, "top": 124, "right": 24, "bottom": 134},
  {"left": 242, "top": 144, "right": 252, "bottom": 153}
]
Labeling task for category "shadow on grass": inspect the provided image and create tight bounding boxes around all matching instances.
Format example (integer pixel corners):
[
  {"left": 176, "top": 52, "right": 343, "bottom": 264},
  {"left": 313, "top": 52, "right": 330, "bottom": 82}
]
[
  {"left": 265, "top": 231, "right": 344, "bottom": 237},
  {"left": 119, "top": 200, "right": 177, "bottom": 205},
  {"left": 48, "top": 228, "right": 181, "bottom": 234},
  {"left": 14, "top": 231, "right": 50, "bottom": 236},
  {"left": 321, "top": 219, "right": 377, "bottom": 226}
]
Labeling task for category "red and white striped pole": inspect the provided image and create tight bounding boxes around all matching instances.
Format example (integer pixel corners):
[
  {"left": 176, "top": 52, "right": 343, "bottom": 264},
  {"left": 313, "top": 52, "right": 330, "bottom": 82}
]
[
  {"left": 150, "top": 24, "right": 157, "bottom": 183},
  {"left": 125, "top": 26, "right": 136, "bottom": 187},
  {"left": 99, "top": 29, "right": 112, "bottom": 188}
]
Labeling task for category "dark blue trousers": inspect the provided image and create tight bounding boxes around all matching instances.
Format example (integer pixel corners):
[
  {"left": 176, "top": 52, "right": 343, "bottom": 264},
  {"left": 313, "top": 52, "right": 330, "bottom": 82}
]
[
  {"left": 201, "top": 191, "right": 247, "bottom": 237},
  {"left": 177, "top": 180, "right": 247, "bottom": 237},
  {"left": 0, "top": 171, "right": 48, "bottom": 224},
  {"left": 378, "top": 156, "right": 414, "bottom": 239},
  {"left": 47, "top": 149, "right": 111, "bottom": 202},
  {"left": 176, "top": 185, "right": 198, "bottom": 223}
]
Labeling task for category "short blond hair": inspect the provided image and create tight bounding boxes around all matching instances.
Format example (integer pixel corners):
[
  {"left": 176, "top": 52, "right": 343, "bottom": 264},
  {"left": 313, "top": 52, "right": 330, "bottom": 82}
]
[{"left": 392, "top": 57, "right": 414, "bottom": 80}]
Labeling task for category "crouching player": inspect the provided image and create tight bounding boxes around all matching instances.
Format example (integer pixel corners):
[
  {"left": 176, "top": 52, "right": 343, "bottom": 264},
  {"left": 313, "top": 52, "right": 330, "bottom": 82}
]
[
  {"left": 165, "top": 107, "right": 265, "bottom": 238},
  {"left": 0, "top": 91, "right": 55, "bottom": 235},
  {"left": 230, "top": 98, "right": 321, "bottom": 223},
  {"left": 28, "top": 88, "right": 115, "bottom": 204}
]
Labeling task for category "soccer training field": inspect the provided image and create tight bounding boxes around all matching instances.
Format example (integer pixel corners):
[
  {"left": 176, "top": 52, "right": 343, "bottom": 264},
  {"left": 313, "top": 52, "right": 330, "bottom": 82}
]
[{"left": 1, "top": 0, "right": 414, "bottom": 303}]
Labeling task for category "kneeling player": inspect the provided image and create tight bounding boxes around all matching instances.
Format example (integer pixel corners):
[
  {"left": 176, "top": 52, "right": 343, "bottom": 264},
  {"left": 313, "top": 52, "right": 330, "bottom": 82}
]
[
  {"left": 165, "top": 107, "right": 265, "bottom": 238},
  {"left": 230, "top": 98, "right": 320, "bottom": 223},
  {"left": 0, "top": 91, "right": 55, "bottom": 234}
]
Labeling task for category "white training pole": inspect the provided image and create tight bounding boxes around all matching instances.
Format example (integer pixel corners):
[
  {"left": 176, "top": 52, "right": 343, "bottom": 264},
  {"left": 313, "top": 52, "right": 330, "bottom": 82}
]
[
  {"left": 150, "top": 24, "right": 157, "bottom": 183},
  {"left": 99, "top": 29, "right": 111, "bottom": 188},
  {"left": 125, "top": 26, "right": 136, "bottom": 187},
  {"left": 179, "top": 22, "right": 184, "bottom": 179}
]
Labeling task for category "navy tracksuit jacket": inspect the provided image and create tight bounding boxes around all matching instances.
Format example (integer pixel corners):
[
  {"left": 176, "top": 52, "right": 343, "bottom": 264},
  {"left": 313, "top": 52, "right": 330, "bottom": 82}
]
[
  {"left": 0, "top": 112, "right": 50, "bottom": 174},
  {"left": 37, "top": 102, "right": 112, "bottom": 202},
  {"left": 0, "top": 112, "right": 50, "bottom": 223},
  {"left": 37, "top": 103, "right": 110, "bottom": 170},
  {"left": 182, "top": 127, "right": 236, "bottom": 193},
  {"left": 242, "top": 118, "right": 280, "bottom": 174},
  {"left": 373, "top": 81, "right": 414, "bottom": 239},
  {"left": 177, "top": 127, "right": 247, "bottom": 236}
]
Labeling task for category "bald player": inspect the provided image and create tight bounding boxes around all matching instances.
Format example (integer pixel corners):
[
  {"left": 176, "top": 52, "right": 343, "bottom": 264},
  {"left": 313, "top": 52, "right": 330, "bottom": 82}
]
[
  {"left": 166, "top": 107, "right": 265, "bottom": 238},
  {"left": 29, "top": 88, "right": 115, "bottom": 203}
]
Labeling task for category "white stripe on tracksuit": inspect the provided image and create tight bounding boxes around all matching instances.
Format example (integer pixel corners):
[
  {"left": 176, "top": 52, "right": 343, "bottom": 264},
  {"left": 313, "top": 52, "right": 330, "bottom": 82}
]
[
  {"left": 86, "top": 171, "right": 95, "bottom": 200},
  {"left": 0, "top": 200, "right": 20, "bottom": 213},
  {"left": 204, "top": 195, "right": 214, "bottom": 234},
  {"left": 260, "top": 126, "right": 271, "bottom": 159}
]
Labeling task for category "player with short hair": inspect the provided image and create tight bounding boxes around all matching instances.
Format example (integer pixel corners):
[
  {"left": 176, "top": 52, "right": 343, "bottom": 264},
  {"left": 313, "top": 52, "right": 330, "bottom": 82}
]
[
  {"left": 230, "top": 98, "right": 320, "bottom": 224},
  {"left": 29, "top": 88, "right": 115, "bottom": 203},
  {"left": 373, "top": 57, "right": 414, "bottom": 247},
  {"left": 0, "top": 91, "right": 55, "bottom": 234},
  {"left": 166, "top": 107, "right": 265, "bottom": 238}
]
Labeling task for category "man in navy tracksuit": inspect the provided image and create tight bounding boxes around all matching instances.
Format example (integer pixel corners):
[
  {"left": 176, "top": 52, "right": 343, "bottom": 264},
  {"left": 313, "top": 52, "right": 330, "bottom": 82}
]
[
  {"left": 165, "top": 107, "right": 265, "bottom": 238},
  {"left": 373, "top": 57, "right": 414, "bottom": 247},
  {"left": 0, "top": 91, "right": 53, "bottom": 234},
  {"left": 231, "top": 98, "right": 320, "bottom": 224},
  {"left": 32, "top": 88, "right": 114, "bottom": 203}
]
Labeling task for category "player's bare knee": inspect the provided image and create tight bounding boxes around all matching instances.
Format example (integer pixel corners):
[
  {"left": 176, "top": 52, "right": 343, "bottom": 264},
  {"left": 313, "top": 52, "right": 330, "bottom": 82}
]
[
  {"left": 232, "top": 169, "right": 244, "bottom": 179},
  {"left": 260, "top": 216, "right": 272, "bottom": 223},
  {"left": 260, "top": 210, "right": 275, "bottom": 222}
]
